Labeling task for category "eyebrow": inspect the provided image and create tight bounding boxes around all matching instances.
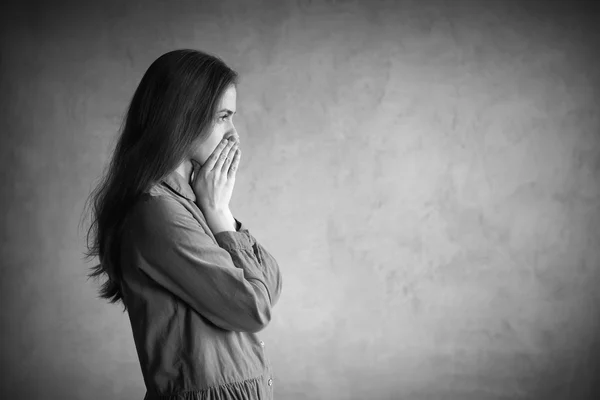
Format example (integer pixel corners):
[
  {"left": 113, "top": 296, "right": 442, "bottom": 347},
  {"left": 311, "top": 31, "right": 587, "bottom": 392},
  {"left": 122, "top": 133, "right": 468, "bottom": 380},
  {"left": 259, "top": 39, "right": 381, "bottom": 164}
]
[{"left": 217, "top": 109, "right": 236, "bottom": 115}]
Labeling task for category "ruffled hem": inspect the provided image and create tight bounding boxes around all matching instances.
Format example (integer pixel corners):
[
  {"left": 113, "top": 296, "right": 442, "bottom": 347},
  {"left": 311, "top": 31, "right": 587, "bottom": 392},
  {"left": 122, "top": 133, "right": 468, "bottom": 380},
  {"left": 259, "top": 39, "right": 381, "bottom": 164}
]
[{"left": 146, "top": 375, "right": 267, "bottom": 400}]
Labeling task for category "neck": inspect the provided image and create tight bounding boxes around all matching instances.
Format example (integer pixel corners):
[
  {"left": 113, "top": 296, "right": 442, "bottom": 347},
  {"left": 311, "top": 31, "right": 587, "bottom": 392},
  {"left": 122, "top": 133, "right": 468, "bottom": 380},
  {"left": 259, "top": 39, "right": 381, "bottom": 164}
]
[{"left": 174, "top": 158, "right": 193, "bottom": 183}]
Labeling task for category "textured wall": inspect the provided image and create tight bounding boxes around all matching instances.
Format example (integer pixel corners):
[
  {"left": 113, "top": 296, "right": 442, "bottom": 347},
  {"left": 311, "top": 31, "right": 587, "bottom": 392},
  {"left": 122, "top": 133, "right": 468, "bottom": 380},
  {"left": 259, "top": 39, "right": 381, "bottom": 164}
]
[{"left": 1, "top": 0, "right": 599, "bottom": 399}]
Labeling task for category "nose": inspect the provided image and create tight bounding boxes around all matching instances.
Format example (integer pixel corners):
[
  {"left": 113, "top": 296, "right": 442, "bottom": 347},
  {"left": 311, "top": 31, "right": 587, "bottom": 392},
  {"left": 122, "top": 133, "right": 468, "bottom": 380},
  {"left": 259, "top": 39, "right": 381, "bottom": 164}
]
[{"left": 226, "top": 127, "right": 239, "bottom": 143}]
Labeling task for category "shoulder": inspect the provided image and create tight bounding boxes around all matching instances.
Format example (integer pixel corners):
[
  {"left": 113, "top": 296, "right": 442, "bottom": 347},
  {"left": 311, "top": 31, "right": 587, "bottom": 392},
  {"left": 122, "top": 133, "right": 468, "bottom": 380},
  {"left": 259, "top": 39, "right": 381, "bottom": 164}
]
[
  {"left": 127, "top": 193, "right": 194, "bottom": 236},
  {"left": 123, "top": 195, "right": 201, "bottom": 259}
]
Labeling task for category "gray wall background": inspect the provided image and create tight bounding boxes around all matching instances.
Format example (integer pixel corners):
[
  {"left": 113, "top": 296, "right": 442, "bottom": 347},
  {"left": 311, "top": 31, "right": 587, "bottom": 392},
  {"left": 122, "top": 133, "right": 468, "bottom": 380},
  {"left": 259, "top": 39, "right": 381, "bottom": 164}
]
[{"left": 1, "top": 0, "right": 599, "bottom": 399}]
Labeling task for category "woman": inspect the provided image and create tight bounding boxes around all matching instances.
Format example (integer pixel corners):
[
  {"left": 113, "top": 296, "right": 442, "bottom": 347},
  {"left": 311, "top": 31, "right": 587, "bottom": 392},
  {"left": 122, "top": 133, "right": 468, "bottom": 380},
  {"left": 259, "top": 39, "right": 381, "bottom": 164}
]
[{"left": 83, "top": 49, "right": 283, "bottom": 400}]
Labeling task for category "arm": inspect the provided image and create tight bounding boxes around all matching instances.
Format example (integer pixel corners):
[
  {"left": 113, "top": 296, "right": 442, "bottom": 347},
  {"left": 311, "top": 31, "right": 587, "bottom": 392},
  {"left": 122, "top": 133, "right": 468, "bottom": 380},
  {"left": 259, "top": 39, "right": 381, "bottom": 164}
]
[
  {"left": 129, "top": 196, "right": 276, "bottom": 333},
  {"left": 206, "top": 207, "right": 283, "bottom": 308},
  {"left": 205, "top": 207, "right": 284, "bottom": 308},
  {"left": 204, "top": 207, "right": 237, "bottom": 234},
  {"left": 240, "top": 231, "right": 283, "bottom": 307}
]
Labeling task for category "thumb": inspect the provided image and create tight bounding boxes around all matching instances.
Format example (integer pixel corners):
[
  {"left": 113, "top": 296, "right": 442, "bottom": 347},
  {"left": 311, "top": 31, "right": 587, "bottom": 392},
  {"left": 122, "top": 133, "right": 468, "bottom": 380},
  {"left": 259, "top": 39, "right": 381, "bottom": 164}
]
[{"left": 190, "top": 160, "right": 200, "bottom": 184}]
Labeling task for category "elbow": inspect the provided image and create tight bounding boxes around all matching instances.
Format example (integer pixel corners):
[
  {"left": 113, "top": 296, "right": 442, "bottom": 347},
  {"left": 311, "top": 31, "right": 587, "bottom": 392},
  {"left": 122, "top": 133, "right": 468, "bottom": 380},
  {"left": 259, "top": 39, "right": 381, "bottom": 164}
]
[
  {"left": 245, "top": 300, "right": 272, "bottom": 333},
  {"left": 228, "top": 281, "right": 275, "bottom": 333}
]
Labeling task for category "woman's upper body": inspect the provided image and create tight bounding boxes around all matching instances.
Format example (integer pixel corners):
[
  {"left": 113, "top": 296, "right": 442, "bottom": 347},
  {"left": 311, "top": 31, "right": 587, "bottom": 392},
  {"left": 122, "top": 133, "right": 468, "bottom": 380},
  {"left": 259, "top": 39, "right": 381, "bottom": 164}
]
[
  {"left": 83, "top": 49, "right": 283, "bottom": 400},
  {"left": 120, "top": 168, "right": 283, "bottom": 400}
]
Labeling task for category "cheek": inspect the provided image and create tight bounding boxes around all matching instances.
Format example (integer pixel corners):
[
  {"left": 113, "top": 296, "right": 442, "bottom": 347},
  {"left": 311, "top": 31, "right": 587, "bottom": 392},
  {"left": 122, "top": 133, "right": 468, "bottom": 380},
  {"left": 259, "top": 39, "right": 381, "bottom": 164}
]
[
  {"left": 195, "top": 136, "right": 222, "bottom": 164},
  {"left": 206, "top": 135, "right": 222, "bottom": 155},
  {"left": 206, "top": 127, "right": 226, "bottom": 152}
]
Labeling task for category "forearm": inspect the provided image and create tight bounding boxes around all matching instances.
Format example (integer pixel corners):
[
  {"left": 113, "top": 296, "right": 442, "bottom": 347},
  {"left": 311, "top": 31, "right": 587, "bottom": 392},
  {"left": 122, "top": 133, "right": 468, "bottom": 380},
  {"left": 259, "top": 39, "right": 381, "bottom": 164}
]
[
  {"left": 208, "top": 209, "right": 283, "bottom": 308},
  {"left": 204, "top": 207, "right": 237, "bottom": 235}
]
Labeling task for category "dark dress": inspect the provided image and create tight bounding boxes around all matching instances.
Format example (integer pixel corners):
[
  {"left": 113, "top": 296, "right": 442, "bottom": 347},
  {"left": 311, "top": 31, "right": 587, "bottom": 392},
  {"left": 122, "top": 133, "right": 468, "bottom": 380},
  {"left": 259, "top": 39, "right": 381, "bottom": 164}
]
[{"left": 120, "top": 169, "right": 283, "bottom": 399}]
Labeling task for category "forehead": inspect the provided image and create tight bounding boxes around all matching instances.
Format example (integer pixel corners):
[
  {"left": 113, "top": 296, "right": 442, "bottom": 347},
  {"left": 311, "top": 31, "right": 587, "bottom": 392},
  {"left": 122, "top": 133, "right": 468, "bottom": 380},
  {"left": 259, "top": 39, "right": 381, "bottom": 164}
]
[{"left": 218, "top": 85, "right": 237, "bottom": 108}]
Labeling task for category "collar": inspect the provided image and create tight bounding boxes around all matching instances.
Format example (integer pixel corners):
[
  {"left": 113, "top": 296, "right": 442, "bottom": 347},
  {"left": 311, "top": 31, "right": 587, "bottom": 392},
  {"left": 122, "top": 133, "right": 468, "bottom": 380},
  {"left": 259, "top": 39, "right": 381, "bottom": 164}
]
[{"left": 161, "top": 169, "right": 196, "bottom": 202}]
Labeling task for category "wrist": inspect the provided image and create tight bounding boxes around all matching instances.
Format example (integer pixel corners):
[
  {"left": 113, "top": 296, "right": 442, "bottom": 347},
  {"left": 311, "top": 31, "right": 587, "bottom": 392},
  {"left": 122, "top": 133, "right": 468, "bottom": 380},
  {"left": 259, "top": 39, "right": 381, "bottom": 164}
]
[
  {"left": 203, "top": 205, "right": 229, "bottom": 214},
  {"left": 204, "top": 207, "right": 236, "bottom": 235}
]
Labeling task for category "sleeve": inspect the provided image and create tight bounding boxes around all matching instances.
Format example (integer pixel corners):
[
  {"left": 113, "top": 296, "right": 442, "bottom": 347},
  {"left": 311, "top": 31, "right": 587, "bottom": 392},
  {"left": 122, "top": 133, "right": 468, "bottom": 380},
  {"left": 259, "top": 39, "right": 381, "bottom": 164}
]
[
  {"left": 218, "top": 219, "right": 283, "bottom": 307},
  {"left": 129, "top": 195, "right": 279, "bottom": 333}
]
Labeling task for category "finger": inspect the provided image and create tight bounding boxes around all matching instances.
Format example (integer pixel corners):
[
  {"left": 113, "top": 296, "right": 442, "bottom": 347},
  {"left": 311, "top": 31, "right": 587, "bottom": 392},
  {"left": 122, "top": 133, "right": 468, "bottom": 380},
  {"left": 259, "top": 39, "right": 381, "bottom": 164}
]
[
  {"left": 214, "top": 139, "right": 236, "bottom": 172},
  {"left": 227, "top": 148, "right": 241, "bottom": 178},
  {"left": 222, "top": 142, "right": 239, "bottom": 173},
  {"left": 203, "top": 139, "right": 230, "bottom": 172}
]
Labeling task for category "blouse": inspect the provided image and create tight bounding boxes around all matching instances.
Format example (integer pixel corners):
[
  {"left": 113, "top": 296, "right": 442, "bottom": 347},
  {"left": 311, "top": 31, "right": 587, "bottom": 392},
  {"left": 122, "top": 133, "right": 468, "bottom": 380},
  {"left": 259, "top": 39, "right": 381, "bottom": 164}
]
[{"left": 119, "top": 169, "right": 283, "bottom": 400}]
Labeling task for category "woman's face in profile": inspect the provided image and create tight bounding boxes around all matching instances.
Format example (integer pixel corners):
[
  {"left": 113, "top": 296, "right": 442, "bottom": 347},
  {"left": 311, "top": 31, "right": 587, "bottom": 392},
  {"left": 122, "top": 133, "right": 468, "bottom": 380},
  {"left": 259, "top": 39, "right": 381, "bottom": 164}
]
[{"left": 190, "top": 84, "right": 239, "bottom": 166}]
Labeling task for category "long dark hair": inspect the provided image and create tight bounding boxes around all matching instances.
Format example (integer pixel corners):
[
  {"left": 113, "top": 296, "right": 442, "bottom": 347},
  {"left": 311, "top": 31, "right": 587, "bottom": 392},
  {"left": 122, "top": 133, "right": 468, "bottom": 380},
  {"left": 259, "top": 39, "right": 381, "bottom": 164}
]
[{"left": 81, "top": 49, "right": 238, "bottom": 311}]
